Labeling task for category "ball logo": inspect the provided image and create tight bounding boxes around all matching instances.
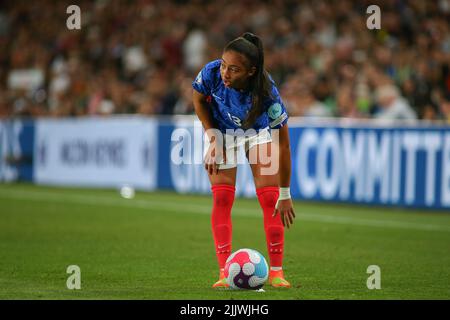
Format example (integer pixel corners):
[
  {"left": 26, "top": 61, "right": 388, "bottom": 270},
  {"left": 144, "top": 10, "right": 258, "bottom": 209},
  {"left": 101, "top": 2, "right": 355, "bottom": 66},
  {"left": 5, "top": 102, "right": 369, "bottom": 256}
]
[{"left": 268, "top": 103, "right": 282, "bottom": 119}]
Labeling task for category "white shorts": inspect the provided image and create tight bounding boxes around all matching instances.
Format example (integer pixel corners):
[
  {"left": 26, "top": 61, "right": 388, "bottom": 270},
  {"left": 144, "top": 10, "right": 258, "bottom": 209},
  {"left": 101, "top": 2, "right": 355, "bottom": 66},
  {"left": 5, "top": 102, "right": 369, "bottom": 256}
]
[{"left": 204, "top": 127, "right": 272, "bottom": 170}]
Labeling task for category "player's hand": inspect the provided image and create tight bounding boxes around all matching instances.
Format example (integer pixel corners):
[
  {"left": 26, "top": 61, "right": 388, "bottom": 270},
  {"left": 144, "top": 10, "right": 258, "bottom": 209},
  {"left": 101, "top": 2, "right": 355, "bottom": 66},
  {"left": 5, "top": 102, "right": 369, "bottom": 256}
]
[
  {"left": 273, "top": 199, "right": 296, "bottom": 229},
  {"left": 204, "top": 143, "right": 226, "bottom": 175}
]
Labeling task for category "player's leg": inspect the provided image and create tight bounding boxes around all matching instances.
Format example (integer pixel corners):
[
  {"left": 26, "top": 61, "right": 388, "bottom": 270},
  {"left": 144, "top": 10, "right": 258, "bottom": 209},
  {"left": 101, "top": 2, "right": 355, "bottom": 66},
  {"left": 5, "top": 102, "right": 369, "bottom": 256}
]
[
  {"left": 208, "top": 166, "right": 237, "bottom": 288},
  {"left": 247, "top": 140, "right": 291, "bottom": 288}
]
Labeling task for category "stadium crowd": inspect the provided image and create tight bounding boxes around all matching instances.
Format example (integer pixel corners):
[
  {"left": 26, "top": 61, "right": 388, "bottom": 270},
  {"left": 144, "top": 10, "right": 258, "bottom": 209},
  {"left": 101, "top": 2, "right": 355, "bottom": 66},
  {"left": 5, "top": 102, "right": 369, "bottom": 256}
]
[{"left": 0, "top": 0, "right": 449, "bottom": 123}]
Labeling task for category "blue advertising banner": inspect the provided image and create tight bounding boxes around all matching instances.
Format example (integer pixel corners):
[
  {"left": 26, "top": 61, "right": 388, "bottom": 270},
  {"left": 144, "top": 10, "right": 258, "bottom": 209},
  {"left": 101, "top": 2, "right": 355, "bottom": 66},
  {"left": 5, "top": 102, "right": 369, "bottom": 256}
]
[
  {"left": 1, "top": 116, "right": 449, "bottom": 210},
  {"left": 288, "top": 123, "right": 450, "bottom": 210},
  {"left": 158, "top": 118, "right": 450, "bottom": 210},
  {"left": 0, "top": 119, "right": 34, "bottom": 182}
]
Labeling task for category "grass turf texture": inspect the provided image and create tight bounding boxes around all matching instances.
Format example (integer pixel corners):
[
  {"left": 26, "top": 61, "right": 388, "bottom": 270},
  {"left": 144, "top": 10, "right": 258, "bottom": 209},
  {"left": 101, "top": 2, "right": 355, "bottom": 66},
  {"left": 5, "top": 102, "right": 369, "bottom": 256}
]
[{"left": 0, "top": 183, "right": 449, "bottom": 300}]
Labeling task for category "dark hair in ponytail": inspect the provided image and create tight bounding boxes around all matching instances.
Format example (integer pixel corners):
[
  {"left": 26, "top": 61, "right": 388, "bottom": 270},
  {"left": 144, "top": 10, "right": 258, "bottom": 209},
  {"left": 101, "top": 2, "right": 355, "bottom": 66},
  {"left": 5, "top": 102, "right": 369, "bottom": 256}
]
[{"left": 224, "top": 32, "right": 272, "bottom": 129}]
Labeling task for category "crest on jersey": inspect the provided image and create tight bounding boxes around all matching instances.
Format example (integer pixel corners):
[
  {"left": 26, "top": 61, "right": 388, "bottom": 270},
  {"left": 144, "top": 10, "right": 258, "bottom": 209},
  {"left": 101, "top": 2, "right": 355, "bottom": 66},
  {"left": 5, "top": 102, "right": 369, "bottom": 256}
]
[{"left": 268, "top": 103, "right": 282, "bottom": 119}]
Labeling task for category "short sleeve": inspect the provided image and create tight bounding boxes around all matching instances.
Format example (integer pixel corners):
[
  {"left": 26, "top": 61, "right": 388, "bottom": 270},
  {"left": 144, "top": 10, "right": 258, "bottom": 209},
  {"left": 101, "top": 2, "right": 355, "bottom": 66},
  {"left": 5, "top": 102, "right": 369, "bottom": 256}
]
[
  {"left": 192, "top": 62, "right": 216, "bottom": 96},
  {"left": 266, "top": 85, "right": 289, "bottom": 129}
]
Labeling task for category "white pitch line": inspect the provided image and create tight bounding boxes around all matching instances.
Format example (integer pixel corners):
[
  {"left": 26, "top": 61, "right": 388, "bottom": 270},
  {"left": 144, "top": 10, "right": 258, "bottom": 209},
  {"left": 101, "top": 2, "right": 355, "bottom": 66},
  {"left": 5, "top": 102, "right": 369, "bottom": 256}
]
[{"left": 1, "top": 188, "right": 450, "bottom": 233}]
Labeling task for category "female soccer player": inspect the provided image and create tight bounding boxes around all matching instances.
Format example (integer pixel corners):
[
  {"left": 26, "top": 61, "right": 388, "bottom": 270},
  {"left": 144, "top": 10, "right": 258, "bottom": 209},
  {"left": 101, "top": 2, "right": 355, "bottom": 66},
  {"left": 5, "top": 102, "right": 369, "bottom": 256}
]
[{"left": 192, "top": 32, "right": 296, "bottom": 288}]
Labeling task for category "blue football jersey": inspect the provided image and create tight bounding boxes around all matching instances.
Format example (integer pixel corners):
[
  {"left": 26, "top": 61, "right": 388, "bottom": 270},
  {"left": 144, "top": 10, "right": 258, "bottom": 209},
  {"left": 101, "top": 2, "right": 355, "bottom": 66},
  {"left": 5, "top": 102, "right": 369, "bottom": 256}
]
[{"left": 192, "top": 59, "right": 288, "bottom": 133}]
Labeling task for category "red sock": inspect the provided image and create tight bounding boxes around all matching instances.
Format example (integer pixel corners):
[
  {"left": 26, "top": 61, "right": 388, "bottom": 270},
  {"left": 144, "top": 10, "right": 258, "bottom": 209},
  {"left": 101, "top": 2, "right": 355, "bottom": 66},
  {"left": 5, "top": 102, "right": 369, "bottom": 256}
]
[
  {"left": 211, "top": 184, "right": 235, "bottom": 269},
  {"left": 256, "top": 186, "right": 284, "bottom": 268}
]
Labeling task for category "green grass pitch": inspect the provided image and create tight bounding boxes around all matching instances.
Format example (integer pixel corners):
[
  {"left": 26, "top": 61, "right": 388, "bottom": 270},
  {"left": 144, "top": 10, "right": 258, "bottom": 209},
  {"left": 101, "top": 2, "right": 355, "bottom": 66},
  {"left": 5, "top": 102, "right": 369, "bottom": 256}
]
[{"left": 0, "top": 183, "right": 449, "bottom": 300}]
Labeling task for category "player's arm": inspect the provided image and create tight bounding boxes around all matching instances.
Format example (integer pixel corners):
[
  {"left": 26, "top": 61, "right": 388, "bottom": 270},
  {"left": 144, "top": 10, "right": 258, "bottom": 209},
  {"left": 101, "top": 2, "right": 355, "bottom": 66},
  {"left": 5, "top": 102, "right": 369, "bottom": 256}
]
[
  {"left": 278, "top": 124, "right": 291, "bottom": 188},
  {"left": 193, "top": 89, "right": 215, "bottom": 133},
  {"left": 273, "top": 124, "right": 296, "bottom": 228},
  {"left": 192, "top": 89, "right": 223, "bottom": 175}
]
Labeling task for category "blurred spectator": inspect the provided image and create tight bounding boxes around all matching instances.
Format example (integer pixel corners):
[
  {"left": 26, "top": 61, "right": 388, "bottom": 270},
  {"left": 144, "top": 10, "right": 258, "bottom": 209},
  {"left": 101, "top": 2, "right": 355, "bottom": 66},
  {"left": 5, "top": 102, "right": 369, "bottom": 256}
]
[
  {"left": 0, "top": 0, "right": 448, "bottom": 124},
  {"left": 373, "top": 84, "right": 418, "bottom": 123},
  {"left": 335, "top": 85, "right": 365, "bottom": 118},
  {"left": 183, "top": 27, "right": 208, "bottom": 73},
  {"left": 173, "top": 76, "right": 195, "bottom": 115},
  {"left": 438, "top": 97, "right": 450, "bottom": 123}
]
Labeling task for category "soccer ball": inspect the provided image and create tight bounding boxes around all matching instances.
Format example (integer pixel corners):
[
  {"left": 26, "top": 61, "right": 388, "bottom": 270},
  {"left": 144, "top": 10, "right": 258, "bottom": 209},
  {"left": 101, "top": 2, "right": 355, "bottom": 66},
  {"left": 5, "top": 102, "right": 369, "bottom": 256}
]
[{"left": 224, "top": 248, "right": 269, "bottom": 290}]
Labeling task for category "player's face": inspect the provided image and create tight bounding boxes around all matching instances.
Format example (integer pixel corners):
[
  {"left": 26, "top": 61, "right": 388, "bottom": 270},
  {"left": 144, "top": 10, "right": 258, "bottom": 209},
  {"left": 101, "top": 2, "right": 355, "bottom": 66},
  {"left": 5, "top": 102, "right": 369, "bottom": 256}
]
[{"left": 220, "top": 50, "right": 256, "bottom": 90}]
